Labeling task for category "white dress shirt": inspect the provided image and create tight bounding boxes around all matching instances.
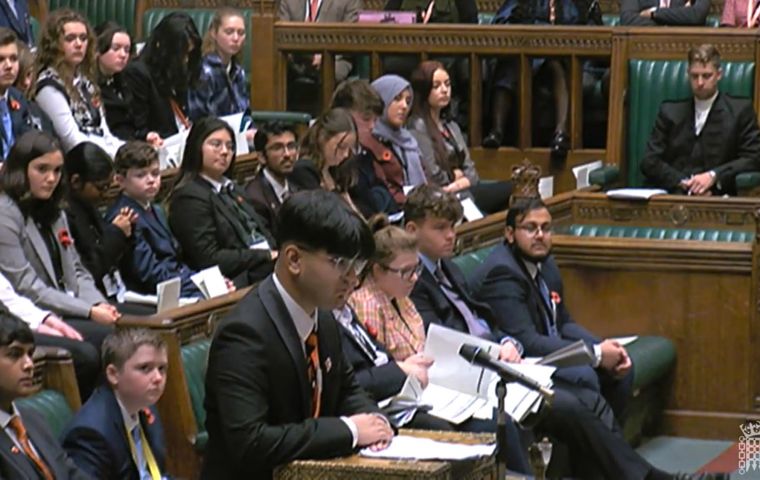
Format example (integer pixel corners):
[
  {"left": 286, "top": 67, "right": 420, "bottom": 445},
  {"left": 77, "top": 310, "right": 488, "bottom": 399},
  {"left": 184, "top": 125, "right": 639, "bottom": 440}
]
[
  {"left": 0, "top": 272, "right": 50, "bottom": 330},
  {"left": 694, "top": 91, "right": 719, "bottom": 136},
  {"left": 262, "top": 168, "right": 291, "bottom": 204},
  {"left": 199, "top": 174, "right": 234, "bottom": 193}
]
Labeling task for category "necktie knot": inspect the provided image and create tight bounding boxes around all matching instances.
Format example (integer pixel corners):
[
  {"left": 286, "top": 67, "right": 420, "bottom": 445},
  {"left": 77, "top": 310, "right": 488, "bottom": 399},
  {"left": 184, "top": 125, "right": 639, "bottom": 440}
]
[{"left": 9, "top": 416, "right": 26, "bottom": 441}]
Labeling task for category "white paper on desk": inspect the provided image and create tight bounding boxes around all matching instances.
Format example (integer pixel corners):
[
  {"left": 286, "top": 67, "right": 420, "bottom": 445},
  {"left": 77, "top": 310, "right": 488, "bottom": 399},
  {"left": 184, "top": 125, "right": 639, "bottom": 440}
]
[
  {"left": 122, "top": 291, "right": 199, "bottom": 308},
  {"left": 460, "top": 197, "right": 484, "bottom": 222},
  {"left": 572, "top": 160, "right": 604, "bottom": 189},
  {"left": 402, "top": 185, "right": 415, "bottom": 195},
  {"left": 220, "top": 113, "right": 251, "bottom": 155},
  {"left": 360, "top": 435, "right": 496, "bottom": 460},
  {"left": 158, "top": 130, "right": 188, "bottom": 170},
  {"left": 606, "top": 188, "right": 667, "bottom": 200},
  {"left": 539, "top": 176, "right": 554, "bottom": 199},
  {"left": 611, "top": 335, "right": 638, "bottom": 346},
  {"left": 190, "top": 266, "right": 228, "bottom": 299},
  {"left": 156, "top": 277, "right": 181, "bottom": 313}
]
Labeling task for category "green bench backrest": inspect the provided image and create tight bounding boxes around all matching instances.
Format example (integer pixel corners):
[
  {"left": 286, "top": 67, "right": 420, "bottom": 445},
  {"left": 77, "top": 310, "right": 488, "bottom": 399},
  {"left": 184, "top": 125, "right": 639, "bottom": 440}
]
[
  {"left": 16, "top": 390, "right": 74, "bottom": 438},
  {"left": 142, "top": 9, "right": 254, "bottom": 75},
  {"left": 562, "top": 224, "right": 754, "bottom": 242},
  {"left": 627, "top": 59, "right": 755, "bottom": 187},
  {"left": 181, "top": 338, "right": 211, "bottom": 451},
  {"left": 47, "top": 0, "right": 138, "bottom": 37}
]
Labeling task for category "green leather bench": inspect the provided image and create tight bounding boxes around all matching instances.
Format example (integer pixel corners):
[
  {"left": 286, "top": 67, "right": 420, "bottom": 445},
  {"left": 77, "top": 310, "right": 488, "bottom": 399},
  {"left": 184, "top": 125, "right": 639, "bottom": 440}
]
[
  {"left": 47, "top": 0, "right": 138, "bottom": 36},
  {"left": 452, "top": 243, "right": 676, "bottom": 444},
  {"left": 180, "top": 338, "right": 211, "bottom": 452},
  {"left": 17, "top": 390, "right": 75, "bottom": 438},
  {"left": 561, "top": 224, "right": 754, "bottom": 242}
]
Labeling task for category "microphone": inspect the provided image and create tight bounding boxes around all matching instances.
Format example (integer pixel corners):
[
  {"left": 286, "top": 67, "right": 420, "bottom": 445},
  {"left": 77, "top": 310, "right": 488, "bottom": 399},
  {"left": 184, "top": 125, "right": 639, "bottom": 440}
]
[{"left": 459, "top": 344, "right": 555, "bottom": 401}]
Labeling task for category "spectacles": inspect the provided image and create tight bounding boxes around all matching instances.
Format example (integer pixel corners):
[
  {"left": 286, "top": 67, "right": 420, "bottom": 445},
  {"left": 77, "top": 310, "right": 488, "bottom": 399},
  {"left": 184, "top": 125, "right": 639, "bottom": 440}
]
[
  {"left": 381, "top": 262, "right": 423, "bottom": 280},
  {"left": 266, "top": 142, "right": 299, "bottom": 155},
  {"left": 328, "top": 255, "right": 368, "bottom": 277},
  {"left": 517, "top": 223, "right": 553, "bottom": 236},
  {"left": 205, "top": 139, "right": 235, "bottom": 152}
]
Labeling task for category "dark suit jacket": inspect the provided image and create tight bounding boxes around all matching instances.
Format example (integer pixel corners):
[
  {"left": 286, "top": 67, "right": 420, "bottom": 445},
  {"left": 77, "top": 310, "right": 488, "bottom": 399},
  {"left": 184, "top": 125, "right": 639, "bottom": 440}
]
[
  {"left": 201, "top": 276, "right": 381, "bottom": 479},
  {"left": 61, "top": 386, "right": 167, "bottom": 480},
  {"left": 0, "top": 0, "right": 31, "bottom": 45},
  {"left": 0, "top": 405, "right": 90, "bottom": 480},
  {"left": 0, "top": 87, "right": 36, "bottom": 158},
  {"left": 337, "top": 308, "right": 407, "bottom": 401},
  {"left": 65, "top": 195, "right": 130, "bottom": 295},
  {"left": 289, "top": 158, "right": 322, "bottom": 191},
  {"left": 244, "top": 171, "right": 295, "bottom": 231},
  {"left": 641, "top": 93, "right": 760, "bottom": 194},
  {"left": 100, "top": 75, "right": 135, "bottom": 141},
  {"left": 470, "top": 242, "right": 599, "bottom": 357},
  {"left": 409, "top": 258, "right": 504, "bottom": 342},
  {"left": 168, "top": 176, "right": 275, "bottom": 286},
  {"left": 107, "top": 194, "right": 200, "bottom": 297},
  {"left": 620, "top": 0, "right": 709, "bottom": 25},
  {"left": 121, "top": 58, "right": 185, "bottom": 141}
]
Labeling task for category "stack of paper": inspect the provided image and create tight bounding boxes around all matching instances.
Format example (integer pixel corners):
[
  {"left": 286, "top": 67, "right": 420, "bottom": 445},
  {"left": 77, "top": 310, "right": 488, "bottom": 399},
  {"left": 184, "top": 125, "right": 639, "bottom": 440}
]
[
  {"left": 158, "top": 130, "right": 189, "bottom": 170},
  {"left": 360, "top": 435, "right": 496, "bottom": 460},
  {"left": 190, "top": 266, "right": 229, "bottom": 299},
  {"left": 606, "top": 188, "right": 667, "bottom": 200}
]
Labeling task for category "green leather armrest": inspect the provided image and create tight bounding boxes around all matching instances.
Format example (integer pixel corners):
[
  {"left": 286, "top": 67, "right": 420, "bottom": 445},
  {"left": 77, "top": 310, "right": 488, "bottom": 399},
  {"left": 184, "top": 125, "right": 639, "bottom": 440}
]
[
  {"left": 705, "top": 15, "right": 720, "bottom": 27},
  {"left": 250, "top": 111, "right": 312, "bottom": 125},
  {"left": 735, "top": 171, "right": 760, "bottom": 191},
  {"left": 16, "top": 390, "right": 74, "bottom": 438},
  {"left": 452, "top": 245, "right": 497, "bottom": 277},
  {"left": 625, "top": 336, "right": 676, "bottom": 391},
  {"left": 589, "top": 165, "right": 619, "bottom": 187},
  {"left": 181, "top": 339, "right": 211, "bottom": 452},
  {"left": 562, "top": 224, "right": 753, "bottom": 242}
]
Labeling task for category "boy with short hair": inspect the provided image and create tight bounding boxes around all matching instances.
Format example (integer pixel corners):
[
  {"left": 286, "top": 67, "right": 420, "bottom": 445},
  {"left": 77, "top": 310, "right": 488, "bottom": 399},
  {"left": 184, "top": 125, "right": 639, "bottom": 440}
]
[
  {"left": 107, "top": 141, "right": 201, "bottom": 297},
  {"left": 0, "top": 313, "right": 88, "bottom": 480},
  {"left": 62, "top": 328, "right": 169, "bottom": 479}
]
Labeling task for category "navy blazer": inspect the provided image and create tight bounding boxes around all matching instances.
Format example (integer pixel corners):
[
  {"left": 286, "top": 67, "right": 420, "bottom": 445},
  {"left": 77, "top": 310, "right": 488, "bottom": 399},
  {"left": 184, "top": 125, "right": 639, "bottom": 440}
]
[
  {"left": 0, "top": 0, "right": 31, "bottom": 45},
  {"left": 61, "top": 386, "right": 167, "bottom": 480},
  {"left": 410, "top": 257, "right": 505, "bottom": 343},
  {"left": 470, "top": 242, "right": 599, "bottom": 357},
  {"left": 106, "top": 194, "right": 200, "bottom": 297},
  {"left": 202, "top": 276, "right": 381, "bottom": 478},
  {"left": 0, "top": 87, "right": 36, "bottom": 158}
]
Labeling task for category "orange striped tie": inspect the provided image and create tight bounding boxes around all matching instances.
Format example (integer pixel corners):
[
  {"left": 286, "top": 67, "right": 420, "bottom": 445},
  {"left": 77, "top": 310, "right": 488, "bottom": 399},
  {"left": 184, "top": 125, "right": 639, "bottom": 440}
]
[
  {"left": 9, "top": 416, "right": 54, "bottom": 480},
  {"left": 305, "top": 330, "right": 321, "bottom": 417}
]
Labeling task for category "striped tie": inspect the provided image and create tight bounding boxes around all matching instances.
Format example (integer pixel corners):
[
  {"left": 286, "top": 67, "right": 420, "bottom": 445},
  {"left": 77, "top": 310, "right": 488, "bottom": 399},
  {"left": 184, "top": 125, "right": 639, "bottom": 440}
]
[
  {"left": 305, "top": 330, "right": 321, "bottom": 417},
  {"left": 9, "top": 416, "right": 54, "bottom": 480}
]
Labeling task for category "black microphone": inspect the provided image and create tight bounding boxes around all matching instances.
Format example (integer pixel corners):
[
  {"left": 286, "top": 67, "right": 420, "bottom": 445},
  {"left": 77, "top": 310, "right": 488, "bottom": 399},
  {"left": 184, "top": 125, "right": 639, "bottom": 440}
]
[{"left": 459, "top": 344, "right": 555, "bottom": 401}]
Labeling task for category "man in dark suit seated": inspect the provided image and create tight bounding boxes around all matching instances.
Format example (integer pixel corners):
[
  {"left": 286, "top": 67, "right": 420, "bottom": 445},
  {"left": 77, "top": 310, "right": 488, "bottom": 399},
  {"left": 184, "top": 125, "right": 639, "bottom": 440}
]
[
  {"left": 641, "top": 44, "right": 760, "bottom": 195},
  {"left": 0, "top": 1, "right": 31, "bottom": 46},
  {"left": 246, "top": 122, "right": 299, "bottom": 228},
  {"left": 62, "top": 328, "right": 169, "bottom": 479},
  {"left": 0, "top": 314, "right": 89, "bottom": 480},
  {"left": 470, "top": 194, "right": 634, "bottom": 420},
  {"left": 0, "top": 28, "right": 36, "bottom": 160},
  {"left": 404, "top": 185, "right": 719, "bottom": 480},
  {"left": 202, "top": 190, "right": 394, "bottom": 479},
  {"left": 620, "top": 0, "right": 709, "bottom": 25}
]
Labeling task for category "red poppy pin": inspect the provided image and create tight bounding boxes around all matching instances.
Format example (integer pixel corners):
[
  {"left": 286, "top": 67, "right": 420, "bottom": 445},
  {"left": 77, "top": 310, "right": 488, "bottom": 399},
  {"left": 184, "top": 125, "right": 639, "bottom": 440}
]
[
  {"left": 366, "top": 324, "right": 378, "bottom": 339},
  {"left": 143, "top": 408, "right": 155, "bottom": 425},
  {"left": 10, "top": 445, "right": 19, "bottom": 454},
  {"left": 91, "top": 95, "right": 101, "bottom": 109},
  {"left": 381, "top": 150, "right": 392, "bottom": 161},
  {"left": 8, "top": 99, "right": 20, "bottom": 111},
  {"left": 57, "top": 228, "right": 73, "bottom": 248},
  {"left": 550, "top": 291, "right": 561, "bottom": 304}
]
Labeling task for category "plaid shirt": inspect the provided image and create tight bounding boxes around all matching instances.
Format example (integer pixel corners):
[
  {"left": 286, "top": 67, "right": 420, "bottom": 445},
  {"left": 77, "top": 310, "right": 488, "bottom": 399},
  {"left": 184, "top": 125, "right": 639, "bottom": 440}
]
[
  {"left": 349, "top": 277, "right": 426, "bottom": 361},
  {"left": 188, "top": 53, "right": 250, "bottom": 122}
]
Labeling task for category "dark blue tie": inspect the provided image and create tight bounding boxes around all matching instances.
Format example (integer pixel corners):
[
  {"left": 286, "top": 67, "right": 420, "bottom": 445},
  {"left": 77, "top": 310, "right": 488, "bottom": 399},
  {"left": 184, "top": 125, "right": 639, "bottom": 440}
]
[
  {"left": 0, "top": 100, "right": 13, "bottom": 159},
  {"left": 535, "top": 270, "right": 558, "bottom": 336}
]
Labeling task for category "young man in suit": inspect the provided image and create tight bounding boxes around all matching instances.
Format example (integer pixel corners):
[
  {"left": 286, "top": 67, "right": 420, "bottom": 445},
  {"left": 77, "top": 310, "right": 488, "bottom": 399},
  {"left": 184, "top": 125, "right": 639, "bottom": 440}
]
[
  {"left": 620, "top": 0, "right": 709, "bottom": 25},
  {"left": 0, "top": 1, "right": 31, "bottom": 46},
  {"left": 403, "top": 185, "right": 720, "bottom": 480},
  {"left": 246, "top": 122, "right": 299, "bottom": 228},
  {"left": 470, "top": 195, "right": 634, "bottom": 420},
  {"left": 641, "top": 44, "right": 760, "bottom": 195},
  {"left": 108, "top": 141, "right": 202, "bottom": 298},
  {"left": 202, "top": 190, "right": 394, "bottom": 479},
  {"left": 62, "top": 328, "right": 169, "bottom": 479},
  {"left": 0, "top": 313, "right": 89, "bottom": 480},
  {"left": 0, "top": 27, "right": 35, "bottom": 159}
]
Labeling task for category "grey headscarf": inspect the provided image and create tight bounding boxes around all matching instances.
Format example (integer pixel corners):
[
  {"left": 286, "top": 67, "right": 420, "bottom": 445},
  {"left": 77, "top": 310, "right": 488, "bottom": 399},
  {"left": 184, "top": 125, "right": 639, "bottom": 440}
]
[{"left": 370, "top": 75, "right": 427, "bottom": 187}]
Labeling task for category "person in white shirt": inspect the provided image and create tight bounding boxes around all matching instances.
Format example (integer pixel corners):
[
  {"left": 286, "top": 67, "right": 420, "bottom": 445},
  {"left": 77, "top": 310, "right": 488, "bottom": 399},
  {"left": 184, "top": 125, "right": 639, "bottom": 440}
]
[
  {"left": 641, "top": 44, "right": 760, "bottom": 195},
  {"left": 33, "top": 9, "right": 123, "bottom": 157}
]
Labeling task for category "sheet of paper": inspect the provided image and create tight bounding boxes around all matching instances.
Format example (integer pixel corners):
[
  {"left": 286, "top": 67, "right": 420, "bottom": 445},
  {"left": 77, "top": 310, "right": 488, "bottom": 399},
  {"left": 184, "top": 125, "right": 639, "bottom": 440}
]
[
  {"left": 461, "top": 197, "right": 484, "bottom": 222},
  {"left": 572, "top": 160, "right": 604, "bottom": 189},
  {"left": 419, "top": 383, "right": 491, "bottom": 424},
  {"left": 538, "top": 176, "right": 554, "bottom": 199},
  {"left": 611, "top": 335, "right": 639, "bottom": 346},
  {"left": 220, "top": 112, "right": 245, "bottom": 133},
  {"left": 190, "top": 266, "right": 228, "bottom": 299},
  {"left": 402, "top": 185, "right": 415, "bottom": 195},
  {"left": 122, "top": 291, "right": 199, "bottom": 307},
  {"left": 158, "top": 130, "right": 189, "bottom": 170},
  {"left": 157, "top": 277, "right": 181, "bottom": 313},
  {"left": 360, "top": 435, "right": 496, "bottom": 460},
  {"left": 606, "top": 188, "right": 667, "bottom": 200}
]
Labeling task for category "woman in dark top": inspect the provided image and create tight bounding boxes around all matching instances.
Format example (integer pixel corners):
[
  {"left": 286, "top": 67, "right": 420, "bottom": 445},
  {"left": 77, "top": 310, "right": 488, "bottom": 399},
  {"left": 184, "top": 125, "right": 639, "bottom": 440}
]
[
  {"left": 64, "top": 141, "right": 136, "bottom": 297},
  {"left": 409, "top": 60, "right": 512, "bottom": 214},
  {"left": 122, "top": 12, "right": 202, "bottom": 142},
  {"left": 168, "top": 117, "right": 275, "bottom": 287}
]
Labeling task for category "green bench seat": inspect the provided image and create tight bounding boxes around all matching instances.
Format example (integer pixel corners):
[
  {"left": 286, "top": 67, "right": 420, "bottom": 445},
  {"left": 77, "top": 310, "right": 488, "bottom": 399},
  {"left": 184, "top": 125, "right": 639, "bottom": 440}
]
[
  {"left": 181, "top": 338, "right": 211, "bottom": 452},
  {"left": 47, "top": 0, "right": 138, "bottom": 37},
  {"left": 16, "top": 389, "right": 74, "bottom": 439},
  {"left": 561, "top": 224, "right": 754, "bottom": 242}
]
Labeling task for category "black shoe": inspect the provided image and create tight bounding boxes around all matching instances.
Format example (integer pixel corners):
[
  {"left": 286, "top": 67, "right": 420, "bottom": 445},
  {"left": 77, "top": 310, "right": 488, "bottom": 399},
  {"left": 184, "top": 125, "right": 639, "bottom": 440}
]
[
  {"left": 483, "top": 131, "right": 502, "bottom": 149},
  {"left": 549, "top": 130, "right": 570, "bottom": 162}
]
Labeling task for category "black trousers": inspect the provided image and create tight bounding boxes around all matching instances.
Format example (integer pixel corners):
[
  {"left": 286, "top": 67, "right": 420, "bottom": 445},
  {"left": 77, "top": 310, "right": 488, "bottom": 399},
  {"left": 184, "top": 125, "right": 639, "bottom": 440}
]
[{"left": 33, "top": 319, "right": 113, "bottom": 401}]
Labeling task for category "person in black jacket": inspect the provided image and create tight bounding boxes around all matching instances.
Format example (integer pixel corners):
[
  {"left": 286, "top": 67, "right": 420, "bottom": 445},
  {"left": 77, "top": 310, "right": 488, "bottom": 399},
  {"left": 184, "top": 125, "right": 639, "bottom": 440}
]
[
  {"left": 121, "top": 12, "right": 201, "bottom": 142},
  {"left": 168, "top": 117, "right": 275, "bottom": 287},
  {"left": 64, "top": 142, "right": 136, "bottom": 297},
  {"left": 620, "top": 0, "right": 709, "bottom": 25}
]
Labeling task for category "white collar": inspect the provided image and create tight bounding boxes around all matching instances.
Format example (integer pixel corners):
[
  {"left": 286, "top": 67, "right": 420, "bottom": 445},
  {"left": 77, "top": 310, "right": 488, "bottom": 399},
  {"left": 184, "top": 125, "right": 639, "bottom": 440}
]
[
  {"left": 0, "top": 90, "right": 8, "bottom": 103},
  {"left": 200, "top": 174, "right": 233, "bottom": 193},
  {"left": 114, "top": 391, "right": 140, "bottom": 433},
  {"left": 332, "top": 305, "right": 353, "bottom": 329},
  {"left": 262, "top": 168, "right": 289, "bottom": 201},
  {"left": 521, "top": 258, "right": 540, "bottom": 280},
  {"left": 0, "top": 402, "right": 20, "bottom": 429},
  {"left": 694, "top": 91, "right": 719, "bottom": 112},
  {"left": 273, "top": 273, "right": 317, "bottom": 344}
]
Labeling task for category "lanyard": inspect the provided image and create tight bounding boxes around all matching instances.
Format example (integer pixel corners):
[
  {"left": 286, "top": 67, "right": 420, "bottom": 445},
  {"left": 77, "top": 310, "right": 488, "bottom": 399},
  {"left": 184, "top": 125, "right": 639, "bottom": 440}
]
[
  {"left": 125, "top": 423, "right": 161, "bottom": 480},
  {"left": 748, "top": 0, "right": 760, "bottom": 27}
]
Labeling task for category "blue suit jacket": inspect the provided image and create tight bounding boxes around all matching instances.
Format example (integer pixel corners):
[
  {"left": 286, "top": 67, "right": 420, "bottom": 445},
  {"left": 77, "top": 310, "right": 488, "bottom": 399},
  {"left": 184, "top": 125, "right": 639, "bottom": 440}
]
[
  {"left": 106, "top": 194, "right": 201, "bottom": 297},
  {"left": 0, "top": 87, "right": 35, "bottom": 158},
  {"left": 470, "top": 242, "right": 599, "bottom": 357},
  {"left": 61, "top": 386, "right": 167, "bottom": 480},
  {"left": 0, "top": 0, "right": 31, "bottom": 45}
]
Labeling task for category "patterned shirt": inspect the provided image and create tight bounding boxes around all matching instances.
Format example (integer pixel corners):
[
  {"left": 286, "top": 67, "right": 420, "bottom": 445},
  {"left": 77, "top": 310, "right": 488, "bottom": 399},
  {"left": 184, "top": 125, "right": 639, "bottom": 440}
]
[{"left": 188, "top": 53, "right": 250, "bottom": 122}]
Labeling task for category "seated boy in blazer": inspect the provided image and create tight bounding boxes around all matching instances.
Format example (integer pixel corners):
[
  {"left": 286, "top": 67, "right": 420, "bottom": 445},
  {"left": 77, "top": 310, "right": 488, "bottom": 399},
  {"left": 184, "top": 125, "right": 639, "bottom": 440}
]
[
  {"left": 0, "top": 313, "right": 88, "bottom": 480},
  {"left": 62, "top": 328, "right": 169, "bottom": 479},
  {"left": 107, "top": 141, "right": 202, "bottom": 297}
]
